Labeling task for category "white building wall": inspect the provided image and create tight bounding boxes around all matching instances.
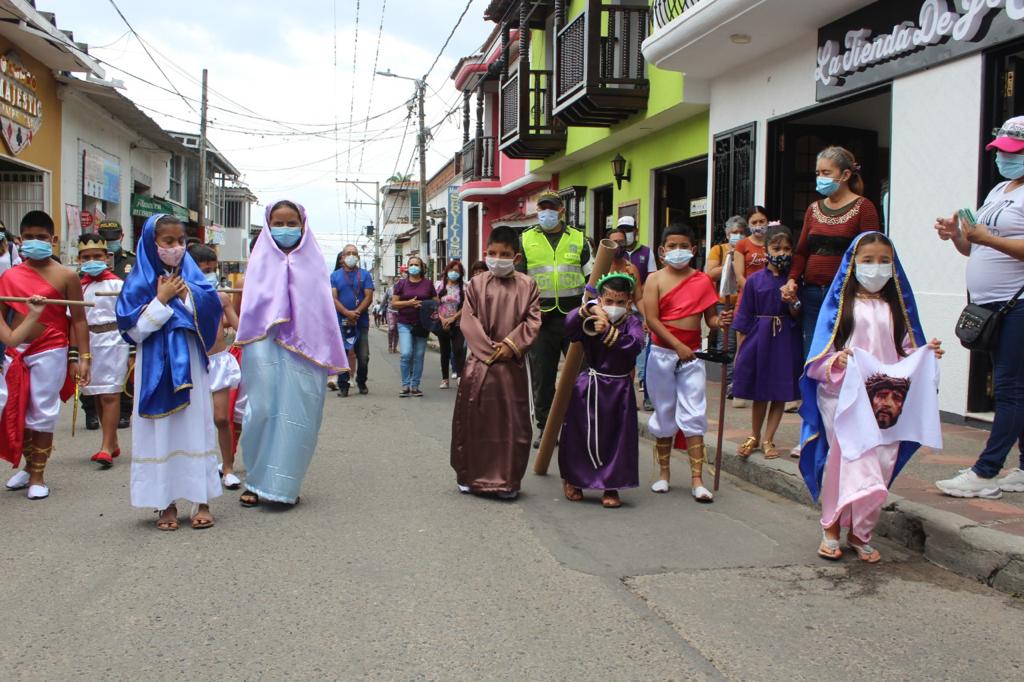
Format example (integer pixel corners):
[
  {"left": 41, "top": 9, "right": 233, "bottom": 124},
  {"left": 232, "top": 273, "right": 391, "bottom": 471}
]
[{"left": 889, "top": 55, "right": 982, "bottom": 415}]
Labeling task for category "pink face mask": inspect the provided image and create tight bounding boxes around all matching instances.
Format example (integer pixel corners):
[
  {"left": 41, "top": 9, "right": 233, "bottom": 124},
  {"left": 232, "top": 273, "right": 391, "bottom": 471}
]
[{"left": 157, "top": 245, "right": 185, "bottom": 268}]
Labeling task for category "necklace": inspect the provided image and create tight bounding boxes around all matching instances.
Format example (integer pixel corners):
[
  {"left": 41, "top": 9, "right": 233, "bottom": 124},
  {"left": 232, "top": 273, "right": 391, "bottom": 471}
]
[{"left": 855, "top": 291, "right": 883, "bottom": 300}]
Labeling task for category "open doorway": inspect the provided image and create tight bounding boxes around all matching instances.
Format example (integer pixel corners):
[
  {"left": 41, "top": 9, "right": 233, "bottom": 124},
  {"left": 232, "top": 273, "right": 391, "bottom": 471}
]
[
  {"left": 767, "top": 87, "right": 892, "bottom": 234},
  {"left": 467, "top": 204, "right": 480, "bottom": 264},
  {"left": 591, "top": 184, "right": 613, "bottom": 242},
  {"left": 653, "top": 157, "right": 709, "bottom": 263}
]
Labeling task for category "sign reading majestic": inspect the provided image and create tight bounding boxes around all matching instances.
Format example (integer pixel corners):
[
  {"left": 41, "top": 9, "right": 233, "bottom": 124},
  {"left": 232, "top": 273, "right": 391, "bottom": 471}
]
[
  {"left": 816, "top": 0, "right": 1024, "bottom": 100},
  {"left": 0, "top": 51, "right": 42, "bottom": 155}
]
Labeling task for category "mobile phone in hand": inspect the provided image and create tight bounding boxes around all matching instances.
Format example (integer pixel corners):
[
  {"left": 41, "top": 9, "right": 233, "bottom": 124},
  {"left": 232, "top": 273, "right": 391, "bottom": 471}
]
[{"left": 958, "top": 208, "right": 976, "bottom": 227}]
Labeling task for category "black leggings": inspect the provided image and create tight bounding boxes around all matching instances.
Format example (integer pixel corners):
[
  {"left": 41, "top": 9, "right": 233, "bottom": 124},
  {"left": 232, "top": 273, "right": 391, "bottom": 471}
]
[{"left": 437, "top": 326, "right": 466, "bottom": 378}]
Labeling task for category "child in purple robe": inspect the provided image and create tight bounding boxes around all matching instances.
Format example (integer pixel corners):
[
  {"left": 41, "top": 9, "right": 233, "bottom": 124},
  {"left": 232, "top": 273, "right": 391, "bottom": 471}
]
[
  {"left": 732, "top": 224, "right": 802, "bottom": 459},
  {"left": 559, "top": 273, "right": 645, "bottom": 508}
]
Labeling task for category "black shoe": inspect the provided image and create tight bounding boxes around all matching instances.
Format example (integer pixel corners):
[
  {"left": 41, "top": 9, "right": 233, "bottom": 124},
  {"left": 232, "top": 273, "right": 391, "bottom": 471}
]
[
  {"left": 117, "top": 416, "right": 131, "bottom": 429},
  {"left": 85, "top": 415, "right": 99, "bottom": 431},
  {"left": 533, "top": 431, "right": 542, "bottom": 449},
  {"left": 358, "top": 384, "right": 368, "bottom": 395},
  {"left": 339, "top": 385, "right": 350, "bottom": 397}
]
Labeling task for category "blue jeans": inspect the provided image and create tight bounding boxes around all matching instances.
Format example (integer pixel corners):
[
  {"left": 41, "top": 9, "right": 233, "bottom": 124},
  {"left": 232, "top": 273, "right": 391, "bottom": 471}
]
[
  {"left": 398, "top": 323, "right": 427, "bottom": 389},
  {"left": 799, "top": 284, "right": 829, "bottom": 358},
  {"left": 972, "top": 304, "right": 1024, "bottom": 479}
]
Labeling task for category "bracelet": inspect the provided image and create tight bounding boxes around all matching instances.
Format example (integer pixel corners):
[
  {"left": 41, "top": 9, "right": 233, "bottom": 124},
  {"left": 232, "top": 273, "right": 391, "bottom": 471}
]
[{"left": 80, "top": 353, "right": 92, "bottom": 360}]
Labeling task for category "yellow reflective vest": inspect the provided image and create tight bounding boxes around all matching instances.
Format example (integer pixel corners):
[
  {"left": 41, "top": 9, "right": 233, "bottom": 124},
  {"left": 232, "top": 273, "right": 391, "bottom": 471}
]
[{"left": 521, "top": 225, "right": 585, "bottom": 313}]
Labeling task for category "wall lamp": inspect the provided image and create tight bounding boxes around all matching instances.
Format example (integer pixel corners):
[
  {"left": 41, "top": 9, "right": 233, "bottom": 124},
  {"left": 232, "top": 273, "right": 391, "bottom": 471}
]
[{"left": 612, "top": 153, "right": 630, "bottom": 190}]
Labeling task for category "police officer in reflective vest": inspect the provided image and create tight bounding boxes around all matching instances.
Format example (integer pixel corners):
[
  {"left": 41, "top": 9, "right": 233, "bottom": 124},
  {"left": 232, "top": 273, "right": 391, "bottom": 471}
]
[{"left": 520, "top": 190, "right": 590, "bottom": 446}]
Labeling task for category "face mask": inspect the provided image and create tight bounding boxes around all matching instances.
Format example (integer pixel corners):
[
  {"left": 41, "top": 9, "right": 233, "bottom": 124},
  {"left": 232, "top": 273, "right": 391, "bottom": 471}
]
[
  {"left": 20, "top": 239, "right": 53, "bottom": 261},
  {"left": 205, "top": 272, "right": 220, "bottom": 286},
  {"left": 80, "top": 260, "right": 108, "bottom": 277},
  {"left": 624, "top": 232, "right": 636, "bottom": 247},
  {"left": 750, "top": 226, "right": 766, "bottom": 236},
  {"left": 344, "top": 255, "right": 359, "bottom": 268},
  {"left": 157, "top": 245, "right": 185, "bottom": 268},
  {"left": 270, "top": 226, "right": 302, "bottom": 248},
  {"left": 663, "top": 248, "right": 693, "bottom": 269},
  {"left": 816, "top": 176, "right": 841, "bottom": 197},
  {"left": 604, "top": 305, "right": 627, "bottom": 323},
  {"left": 486, "top": 256, "right": 515, "bottom": 278},
  {"left": 766, "top": 253, "right": 792, "bottom": 272},
  {"left": 996, "top": 151, "right": 1024, "bottom": 180},
  {"left": 447, "top": 271, "right": 461, "bottom": 282},
  {"left": 408, "top": 265, "right": 422, "bottom": 277},
  {"left": 538, "top": 209, "right": 561, "bottom": 232},
  {"left": 855, "top": 262, "right": 893, "bottom": 293},
  {"left": 728, "top": 233, "right": 742, "bottom": 246},
  {"left": 106, "top": 239, "right": 122, "bottom": 253}
]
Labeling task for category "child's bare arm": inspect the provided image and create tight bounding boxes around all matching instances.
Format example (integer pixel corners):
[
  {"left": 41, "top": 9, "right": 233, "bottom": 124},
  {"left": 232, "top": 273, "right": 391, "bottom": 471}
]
[
  {"left": 64, "top": 270, "right": 91, "bottom": 384},
  {"left": 219, "top": 292, "right": 239, "bottom": 330}
]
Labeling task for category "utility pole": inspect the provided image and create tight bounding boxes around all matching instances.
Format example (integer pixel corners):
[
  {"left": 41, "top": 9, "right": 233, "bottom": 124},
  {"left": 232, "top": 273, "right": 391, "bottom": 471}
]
[
  {"left": 416, "top": 78, "right": 428, "bottom": 269},
  {"left": 337, "top": 179, "right": 381, "bottom": 282},
  {"left": 197, "top": 68, "right": 209, "bottom": 243}
]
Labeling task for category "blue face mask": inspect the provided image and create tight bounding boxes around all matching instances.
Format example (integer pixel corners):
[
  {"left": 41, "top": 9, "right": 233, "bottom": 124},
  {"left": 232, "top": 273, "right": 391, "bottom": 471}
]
[
  {"left": 205, "top": 272, "right": 220, "bottom": 286},
  {"left": 80, "top": 260, "right": 108, "bottom": 277},
  {"left": 106, "top": 239, "right": 122, "bottom": 253},
  {"left": 447, "top": 271, "right": 461, "bottom": 281},
  {"left": 20, "top": 239, "right": 53, "bottom": 261},
  {"left": 728, "top": 233, "right": 742, "bottom": 246},
  {"left": 816, "top": 176, "right": 841, "bottom": 197},
  {"left": 996, "top": 151, "right": 1024, "bottom": 180},
  {"left": 538, "top": 209, "right": 561, "bottom": 231},
  {"left": 270, "top": 226, "right": 302, "bottom": 248},
  {"left": 408, "top": 265, "right": 422, "bottom": 277}
]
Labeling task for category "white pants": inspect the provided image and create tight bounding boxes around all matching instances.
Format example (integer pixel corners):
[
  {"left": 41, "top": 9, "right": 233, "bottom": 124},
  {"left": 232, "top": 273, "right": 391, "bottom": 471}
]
[
  {"left": 2, "top": 346, "right": 68, "bottom": 433},
  {"left": 0, "top": 372, "right": 7, "bottom": 415},
  {"left": 646, "top": 345, "right": 707, "bottom": 439},
  {"left": 208, "top": 351, "right": 241, "bottom": 392},
  {"left": 82, "top": 330, "right": 129, "bottom": 396}
]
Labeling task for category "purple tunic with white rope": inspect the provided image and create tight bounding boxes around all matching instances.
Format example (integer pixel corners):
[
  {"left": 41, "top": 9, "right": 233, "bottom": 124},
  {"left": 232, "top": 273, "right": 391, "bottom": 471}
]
[{"left": 558, "top": 307, "right": 644, "bottom": 491}]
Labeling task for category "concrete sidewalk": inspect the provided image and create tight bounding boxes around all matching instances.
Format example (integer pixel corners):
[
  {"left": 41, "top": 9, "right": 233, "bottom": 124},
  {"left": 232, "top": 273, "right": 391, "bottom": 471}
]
[{"left": 638, "top": 377, "right": 1024, "bottom": 596}]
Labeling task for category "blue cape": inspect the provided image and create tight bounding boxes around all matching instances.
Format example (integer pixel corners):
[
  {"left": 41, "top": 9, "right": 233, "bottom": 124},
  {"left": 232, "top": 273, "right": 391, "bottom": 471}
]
[
  {"left": 797, "top": 231, "right": 927, "bottom": 501},
  {"left": 115, "top": 214, "right": 221, "bottom": 418}
]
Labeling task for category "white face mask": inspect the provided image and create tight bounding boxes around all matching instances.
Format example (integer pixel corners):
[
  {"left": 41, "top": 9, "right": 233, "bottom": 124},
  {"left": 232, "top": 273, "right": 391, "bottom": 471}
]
[
  {"left": 603, "top": 305, "right": 627, "bottom": 323},
  {"left": 663, "top": 248, "right": 693, "bottom": 269},
  {"left": 624, "top": 232, "right": 636, "bottom": 247},
  {"left": 855, "top": 262, "right": 893, "bottom": 293},
  {"left": 486, "top": 256, "right": 515, "bottom": 278},
  {"left": 344, "top": 255, "right": 359, "bottom": 268}
]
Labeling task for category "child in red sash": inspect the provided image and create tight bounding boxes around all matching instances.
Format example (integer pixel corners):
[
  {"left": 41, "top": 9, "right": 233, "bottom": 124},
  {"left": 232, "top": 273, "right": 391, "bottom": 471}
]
[
  {"left": 642, "top": 224, "right": 731, "bottom": 502},
  {"left": 0, "top": 211, "right": 90, "bottom": 500},
  {"left": 0, "top": 296, "right": 46, "bottom": 411}
]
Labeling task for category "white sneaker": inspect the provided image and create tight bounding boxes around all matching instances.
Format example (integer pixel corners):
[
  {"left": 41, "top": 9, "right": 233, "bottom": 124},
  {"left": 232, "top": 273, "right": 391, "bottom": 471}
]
[
  {"left": 998, "top": 468, "right": 1024, "bottom": 493},
  {"left": 27, "top": 484, "right": 49, "bottom": 500},
  {"left": 936, "top": 469, "right": 1002, "bottom": 499},
  {"left": 732, "top": 398, "right": 749, "bottom": 409},
  {"left": 5, "top": 470, "right": 29, "bottom": 490},
  {"left": 651, "top": 479, "right": 669, "bottom": 493},
  {"left": 691, "top": 485, "right": 714, "bottom": 503}
]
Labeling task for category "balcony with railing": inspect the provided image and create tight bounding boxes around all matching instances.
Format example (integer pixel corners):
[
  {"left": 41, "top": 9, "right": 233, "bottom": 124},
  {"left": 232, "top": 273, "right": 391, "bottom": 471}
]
[
  {"left": 553, "top": 0, "right": 650, "bottom": 127},
  {"left": 461, "top": 135, "right": 498, "bottom": 182},
  {"left": 499, "top": 58, "right": 566, "bottom": 159}
]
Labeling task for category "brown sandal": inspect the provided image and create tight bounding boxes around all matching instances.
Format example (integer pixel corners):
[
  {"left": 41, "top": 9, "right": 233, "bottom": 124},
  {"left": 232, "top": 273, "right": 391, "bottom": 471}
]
[
  {"left": 763, "top": 440, "right": 781, "bottom": 459},
  {"left": 190, "top": 506, "right": 215, "bottom": 529},
  {"left": 156, "top": 504, "right": 178, "bottom": 531},
  {"left": 563, "top": 480, "right": 583, "bottom": 502},
  {"left": 240, "top": 490, "right": 259, "bottom": 507},
  {"left": 738, "top": 436, "right": 760, "bottom": 458},
  {"left": 602, "top": 491, "right": 622, "bottom": 508}
]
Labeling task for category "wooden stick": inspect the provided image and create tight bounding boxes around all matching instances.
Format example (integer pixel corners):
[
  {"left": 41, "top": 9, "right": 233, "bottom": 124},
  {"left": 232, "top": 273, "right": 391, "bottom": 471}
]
[
  {"left": 533, "top": 239, "right": 618, "bottom": 476},
  {"left": 95, "top": 288, "right": 243, "bottom": 297},
  {"left": 712, "top": 294, "right": 736, "bottom": 492},
  {"left": 0, "top": 296, "right": 94, "bottom": 307}
]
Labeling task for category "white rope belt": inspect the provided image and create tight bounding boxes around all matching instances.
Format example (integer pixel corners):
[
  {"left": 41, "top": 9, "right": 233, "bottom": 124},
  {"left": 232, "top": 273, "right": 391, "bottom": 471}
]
[{"left": 585, "top": 368, "right": 632, "bottom": 470}]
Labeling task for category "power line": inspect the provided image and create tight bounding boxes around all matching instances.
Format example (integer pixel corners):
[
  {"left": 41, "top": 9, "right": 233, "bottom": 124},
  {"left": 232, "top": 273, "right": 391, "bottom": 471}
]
[
  {"left": 358, "top": 0, "right": 389, "bottom": 172},
  {"left": 422, "top": 0, "right": 477, "bottom": 83}
]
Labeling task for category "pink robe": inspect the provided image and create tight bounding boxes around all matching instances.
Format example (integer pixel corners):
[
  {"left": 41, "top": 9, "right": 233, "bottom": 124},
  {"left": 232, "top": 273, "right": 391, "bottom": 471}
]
[{"left": 807, "top": 298, "right": 914, "bottom": 542}]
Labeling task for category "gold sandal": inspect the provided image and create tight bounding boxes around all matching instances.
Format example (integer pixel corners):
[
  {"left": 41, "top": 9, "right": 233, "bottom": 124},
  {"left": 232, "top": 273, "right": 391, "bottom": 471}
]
[
  {"left": 737, "top": 436, "right": 760, "bottom": 458},
  {"left": 763, "top": 440, "right": 781, "bottom": 459}
]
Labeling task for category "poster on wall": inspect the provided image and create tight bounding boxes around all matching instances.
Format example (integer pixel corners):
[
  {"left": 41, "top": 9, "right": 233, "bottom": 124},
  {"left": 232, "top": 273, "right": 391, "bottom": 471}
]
[
  {"left": 82, "top": 145, "right": 122, "bottom": 203},
  {"left": 447, "top": 185, "right": 463, "bottom": 261},
  {"left": 65, "top": 204, "right": 82, "bottom": 250},
  {"left": 0, "top": 51, "right": 42, "bottom": 156}
]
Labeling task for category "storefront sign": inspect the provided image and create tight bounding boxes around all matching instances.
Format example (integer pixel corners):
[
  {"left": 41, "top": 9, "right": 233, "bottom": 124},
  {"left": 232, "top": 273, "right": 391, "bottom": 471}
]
[
  {"left": 0, "top": 51, "right": 42, "bottom": 156},
  {"left": 130, "top": 193, "right": 190, "bottom": 222},
  {"left": 817, "top": 0, "right": 1024, "bottom": 100},
  {"left": 689, "top": 196, "right": 708, "bottom": 217},
  {"left": 205, "top": 223, "right": 225, "bottom": 246},
  {"left": 447, "top": 185, "right": 463, "bottom": 261},
  {"left": 83, "top": 147, "right": 121, "bottom": 203},
  {"left": 80, "top": 210, "right": 94, "bottom": 229}
]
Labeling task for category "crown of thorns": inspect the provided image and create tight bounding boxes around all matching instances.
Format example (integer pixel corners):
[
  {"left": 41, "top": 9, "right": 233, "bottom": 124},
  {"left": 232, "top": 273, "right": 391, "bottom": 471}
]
[
  {"left": 864, "top": 373, "right": 911, "bottom": 396},
  {"left": 596, "top": 272, "right": 636, "bottom": 291}
]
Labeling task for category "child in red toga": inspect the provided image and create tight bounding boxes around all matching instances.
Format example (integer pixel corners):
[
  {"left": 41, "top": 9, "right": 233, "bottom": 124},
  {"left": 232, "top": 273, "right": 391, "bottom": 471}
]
[
  {"left": 642, "top": 224, "right": 731, "bottom": 502},
  {"left": 0, "top": 210, "right": 90, "bottom": 500}
]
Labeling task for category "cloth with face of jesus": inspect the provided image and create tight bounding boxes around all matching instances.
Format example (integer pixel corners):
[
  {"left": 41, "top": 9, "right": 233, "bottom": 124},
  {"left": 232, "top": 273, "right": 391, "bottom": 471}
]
[{"left": 834, "top": 347, "right": 942, "bottom": 464}]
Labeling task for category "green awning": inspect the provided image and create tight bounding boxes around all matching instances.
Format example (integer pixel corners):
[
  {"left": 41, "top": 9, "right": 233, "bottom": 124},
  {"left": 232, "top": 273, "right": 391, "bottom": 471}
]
[{"left": 131, "top": 194, "right": 190, "bottom": 222}]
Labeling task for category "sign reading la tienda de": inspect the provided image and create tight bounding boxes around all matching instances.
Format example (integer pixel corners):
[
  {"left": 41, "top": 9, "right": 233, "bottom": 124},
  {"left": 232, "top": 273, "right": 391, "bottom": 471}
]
[
  {"left": 817, "top": 0, "right": 1024, "bottom": 100},
  {"left": 0, "top": 50, "right": 42, "bottom": 155}
]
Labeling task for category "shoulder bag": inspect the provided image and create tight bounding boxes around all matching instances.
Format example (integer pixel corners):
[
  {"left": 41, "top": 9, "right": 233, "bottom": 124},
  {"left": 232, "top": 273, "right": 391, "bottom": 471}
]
[{"left": 955, "top": 283, "right": 1024, "bottom": 352}]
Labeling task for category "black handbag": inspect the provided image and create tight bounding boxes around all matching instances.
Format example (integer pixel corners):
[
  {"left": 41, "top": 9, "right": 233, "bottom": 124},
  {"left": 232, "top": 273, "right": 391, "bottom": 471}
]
[{"left": 955, "top": 284, "right": 1024, "bottom": 351}]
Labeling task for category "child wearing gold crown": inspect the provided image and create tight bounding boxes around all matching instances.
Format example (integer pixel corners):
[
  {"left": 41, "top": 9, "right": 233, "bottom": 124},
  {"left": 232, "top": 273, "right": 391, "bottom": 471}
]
[{"left": 558, "top": 272, "right": 645, "bottom": 509}]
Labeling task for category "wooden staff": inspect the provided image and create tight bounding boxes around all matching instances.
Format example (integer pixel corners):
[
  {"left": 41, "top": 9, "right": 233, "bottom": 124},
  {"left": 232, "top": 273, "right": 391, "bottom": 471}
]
[
  {"left": 711, "top": 251, "right": 739, "bottom": 492},
  {"left": 533, "top": 238, "right": 618, "bottom": 475},
  {"left": 95, "top": 288, "right": 243, "bottom": 297},
  {"left": 0, "top": 296, "right": 94, "bottom": 307}
]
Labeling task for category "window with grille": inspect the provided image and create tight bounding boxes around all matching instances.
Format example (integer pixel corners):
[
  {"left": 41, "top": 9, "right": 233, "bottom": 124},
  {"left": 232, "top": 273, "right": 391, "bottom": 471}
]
[
  {"left": 712, "top": 123, "right": 756, "bottom": 242},
  {"left": 169, "top": 155, "right": 183, "bottom": 202}
]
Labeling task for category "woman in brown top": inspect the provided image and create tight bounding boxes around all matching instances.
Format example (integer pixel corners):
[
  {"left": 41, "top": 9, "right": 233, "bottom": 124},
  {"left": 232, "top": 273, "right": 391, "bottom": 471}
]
[{"left": 781, "top": 146, "right": 880, "bottom": 355}]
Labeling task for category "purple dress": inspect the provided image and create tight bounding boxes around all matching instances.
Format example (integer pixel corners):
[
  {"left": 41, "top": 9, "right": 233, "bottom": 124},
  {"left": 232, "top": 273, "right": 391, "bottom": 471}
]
[
  {"left": 558, "top": 308, "right": 644, "bottom": 490},
  {"left": 731, "top": 268, "right": 802, "bottom": 402}
]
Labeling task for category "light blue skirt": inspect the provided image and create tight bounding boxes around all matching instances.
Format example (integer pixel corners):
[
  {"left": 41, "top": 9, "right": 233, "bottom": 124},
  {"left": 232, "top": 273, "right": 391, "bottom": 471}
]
[{"left": 240, "top": 335, "right": 329, "bottom": 503}]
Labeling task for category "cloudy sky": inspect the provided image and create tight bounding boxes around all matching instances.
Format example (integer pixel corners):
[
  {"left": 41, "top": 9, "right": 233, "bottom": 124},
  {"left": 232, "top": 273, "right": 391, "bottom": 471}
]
[{"left": 46, "top": 0, "right": 491, "bottom": 260}]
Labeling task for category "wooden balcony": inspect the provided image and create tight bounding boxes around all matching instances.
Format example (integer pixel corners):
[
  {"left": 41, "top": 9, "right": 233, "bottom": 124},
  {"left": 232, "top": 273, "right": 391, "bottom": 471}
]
[
  {"left": 461, "top": 135, "right": 498, "bottom": 182},
  {"left": 554, "top": 1, "right": 650, "bottom": 127},
  {"left": 499, "top": 60, "right": 566, "bottom": 159}
]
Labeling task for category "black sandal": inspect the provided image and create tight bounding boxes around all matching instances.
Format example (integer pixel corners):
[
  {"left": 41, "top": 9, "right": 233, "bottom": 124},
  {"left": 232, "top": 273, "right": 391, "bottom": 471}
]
[{"left": 240, "top": 490, "right": 259, "bottom": 507}]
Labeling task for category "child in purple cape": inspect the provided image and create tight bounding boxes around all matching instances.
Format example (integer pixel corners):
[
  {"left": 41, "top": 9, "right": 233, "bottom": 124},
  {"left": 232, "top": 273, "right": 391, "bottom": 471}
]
[{"left": 559, "top": 273, "right": 645, "bottom": 508}]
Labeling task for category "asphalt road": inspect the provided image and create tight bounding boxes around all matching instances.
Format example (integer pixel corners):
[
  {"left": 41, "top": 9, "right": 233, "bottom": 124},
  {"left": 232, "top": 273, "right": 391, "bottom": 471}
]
[{"left": 2, "top": 329, "right": 1022, "bottom": 681}]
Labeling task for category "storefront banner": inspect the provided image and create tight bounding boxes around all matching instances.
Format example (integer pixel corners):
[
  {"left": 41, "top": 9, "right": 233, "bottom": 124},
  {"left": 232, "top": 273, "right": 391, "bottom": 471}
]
[
  {"left": 205, "top": 223, "right": 225, "bottom": 246},
  {"left": 130, "top": 194, "right": 190, "bottom": 222},
  {"left": 65, "top": 204, "right": 81, "bottom": 247},
  {"left": 817, "top": 0, "right": 1024, "bottom": 101},
  {"left": 83, "top": 146, "right": 121, "bottom": 203},
  {"left": 0, "top": 51, "right": 42, "bottom": 156},
  {"left": 447, "top": 185, "right": 463, "bottom": 261}
]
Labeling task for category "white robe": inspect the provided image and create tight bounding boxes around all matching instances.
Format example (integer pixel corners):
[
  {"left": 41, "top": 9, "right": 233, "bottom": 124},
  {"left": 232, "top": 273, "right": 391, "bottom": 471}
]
[
  {"left": 81, "top": 278, "right": 130, "bottom": 396},
  {"left": 127, "top": 297, "right": 221, "bottom": 510}
]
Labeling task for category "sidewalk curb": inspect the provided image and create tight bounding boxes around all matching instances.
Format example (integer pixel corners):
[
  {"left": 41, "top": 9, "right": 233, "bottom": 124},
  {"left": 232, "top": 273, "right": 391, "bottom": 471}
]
[{"left": 638, "top": 417, "right": 1024, "bottom": 596}]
